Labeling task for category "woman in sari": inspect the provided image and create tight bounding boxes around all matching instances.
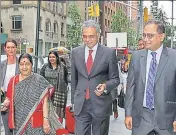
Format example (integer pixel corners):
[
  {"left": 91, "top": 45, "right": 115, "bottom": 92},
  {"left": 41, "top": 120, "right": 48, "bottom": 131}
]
[
  {"left": 1, "top": 53, "right": 62, "bottom": 135},
  {"left": 40, "top": 51, "right": 68, "bottom": 123}
]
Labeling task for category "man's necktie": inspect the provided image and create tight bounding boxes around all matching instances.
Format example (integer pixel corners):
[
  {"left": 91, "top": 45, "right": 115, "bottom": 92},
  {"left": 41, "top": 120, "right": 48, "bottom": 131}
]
[
  {"left": 146, "top": 52, "right": 157, "bottom": 110},
  {"left": 85, "top": 50, "right": 93, "bottom": 99}
]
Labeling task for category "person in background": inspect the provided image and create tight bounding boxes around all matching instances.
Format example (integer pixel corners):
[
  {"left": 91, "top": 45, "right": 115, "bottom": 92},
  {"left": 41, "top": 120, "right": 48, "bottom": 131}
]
[
  {"left": 0, "top": 38, "right": 19, "bottom": 135},
  {"left": 125, "top": 20, "right": 176, "bottom": 135},
  {"left": 137, "top": 38, "right": 145, "bottom": 50},
  {"left": 1, "top": 53, "right": 62, "bottom": 134},
  {"left": 40, "top": 50, "right": 68, "bottom": 123},
  {"left": 111, "top": 88, "right": 119, "bottom": 119},
  {"left": 71, "top": 20, "right": 120, "bottom": 135}
]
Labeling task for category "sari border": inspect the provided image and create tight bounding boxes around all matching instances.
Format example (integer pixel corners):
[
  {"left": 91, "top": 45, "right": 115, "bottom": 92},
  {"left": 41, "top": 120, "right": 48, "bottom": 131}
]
[
  {"left": 16, "top": 84, "right": 53, "bottom": 135},
  {"left": 11, "top": 75, "right": 16, "bottom": 128}
]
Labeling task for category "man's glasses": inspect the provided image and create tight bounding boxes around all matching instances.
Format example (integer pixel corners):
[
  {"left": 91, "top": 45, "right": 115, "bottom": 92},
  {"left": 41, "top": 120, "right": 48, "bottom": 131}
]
[{"left": 142, "top": 33, "right": 158, "bottom": 39}]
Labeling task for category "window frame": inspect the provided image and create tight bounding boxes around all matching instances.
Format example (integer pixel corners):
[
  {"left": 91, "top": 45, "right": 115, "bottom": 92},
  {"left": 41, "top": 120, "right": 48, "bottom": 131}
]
[{"left": 12, "top": 15, "right": 22, "bottom": 30}]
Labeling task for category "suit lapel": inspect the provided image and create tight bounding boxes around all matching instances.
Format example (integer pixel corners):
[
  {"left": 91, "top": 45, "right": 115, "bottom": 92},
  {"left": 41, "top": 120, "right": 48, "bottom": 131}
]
[
  {"left": 140, "top": 50, "right": 147, "bottom": 84},
  {"left": 155, "top": 47, "right": 168, "bottom": 84},
  {"left": 80, "top": 45, "right": 88, "bottom": 77},
  {"left": 89, "top": 44, "right": 104, "bottom": 76}
]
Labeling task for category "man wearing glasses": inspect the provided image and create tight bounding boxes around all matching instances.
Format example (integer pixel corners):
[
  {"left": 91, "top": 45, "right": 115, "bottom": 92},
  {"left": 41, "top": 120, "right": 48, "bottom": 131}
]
[
  {"left": 71, "top": 20, "right": 119, "bottom": 135},
  {"left": 125, "top": 20, "right": 176, "bottom": 135}
]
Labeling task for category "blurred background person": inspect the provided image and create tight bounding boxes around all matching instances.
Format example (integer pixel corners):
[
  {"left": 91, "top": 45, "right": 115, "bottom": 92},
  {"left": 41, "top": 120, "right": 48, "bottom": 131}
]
[
  {"left": 137, "top": 38, "right": 145, "bottom": 50},
  {"left": 40, "top": 50, "right": 68, "bottom": 123},
  {"left": 0, "top": 38, "right": 19, "bottom": 135},
  {"left": 111, "top": 88, "right": 119, "bottom": 119},
  {"left": 1, "top": 53, "right": 62, "bottom": 135}
]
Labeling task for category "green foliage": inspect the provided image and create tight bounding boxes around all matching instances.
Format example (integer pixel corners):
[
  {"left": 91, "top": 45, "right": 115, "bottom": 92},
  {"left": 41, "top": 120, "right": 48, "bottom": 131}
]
[
  {"left": 151, "top": 3, "right": 171, "bottom": 47},
  {"left": 111, "top": 9, "right": 137, "bottom": 48},
  {"left": 67, "top": 4, "right": 82, "bottom": 49}
]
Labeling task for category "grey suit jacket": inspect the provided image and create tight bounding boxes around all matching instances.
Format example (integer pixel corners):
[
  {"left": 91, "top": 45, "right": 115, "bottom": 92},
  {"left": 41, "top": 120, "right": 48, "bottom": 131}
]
[
  {"left": 125, "top": 47, "right": 176, "bottom": 129},
  {"left": 0, "top": 58, "right": 19, "bottom": 88},
  {"left": 71, "top": 44, "right": 120, "bottom": 117}
]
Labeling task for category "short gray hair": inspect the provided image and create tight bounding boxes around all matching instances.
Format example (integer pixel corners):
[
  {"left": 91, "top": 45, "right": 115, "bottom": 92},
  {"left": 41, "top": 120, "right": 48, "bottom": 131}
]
[
  {"left": 82, "top": 20, "right": 100, "bottom": 33},
  {"left": 144, "top": 19, "right": 165, "bottom": 34}
]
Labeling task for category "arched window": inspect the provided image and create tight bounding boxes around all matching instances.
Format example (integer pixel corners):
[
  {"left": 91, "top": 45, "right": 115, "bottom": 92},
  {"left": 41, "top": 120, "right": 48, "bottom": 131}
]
[
  {"left": 53, "top": 21, "right": 58, "bottom": 34},
  {"left": 45, "top": 19, "right": 51, "bottom": 32}
]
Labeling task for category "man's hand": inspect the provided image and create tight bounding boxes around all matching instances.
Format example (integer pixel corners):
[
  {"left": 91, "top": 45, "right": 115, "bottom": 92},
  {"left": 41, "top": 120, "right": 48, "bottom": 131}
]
[
  {"left": 94, "top": 84, "right": 106, "bottom": 96},
  {"left": 173, "top": 121, "right": 176, "bottom": 132},
  {"left": 125, "top": 116, "right": 132, "bottom": 130}
]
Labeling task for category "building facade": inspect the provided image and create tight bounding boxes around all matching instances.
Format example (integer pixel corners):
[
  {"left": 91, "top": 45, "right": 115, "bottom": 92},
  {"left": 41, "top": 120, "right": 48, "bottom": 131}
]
[
  {"left": 99, "top": 1, "right": 128, "bottom": 45},
  {"left": 1, "top": 0, "right": 67, "bottom": 56},
  {"left": 127, "top": 1, "right": 139, "bottom": 29}
]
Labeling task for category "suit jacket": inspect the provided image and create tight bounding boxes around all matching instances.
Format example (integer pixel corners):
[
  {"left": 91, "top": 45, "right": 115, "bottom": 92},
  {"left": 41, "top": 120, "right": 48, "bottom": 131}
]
[
  {"left": 0, "top": 57, "right": 19, "bottom": 88},
  {"left": 71, "top": 44, "right": 120, "bottom": 117},
  {"left": 125, "top": 47, "right": 176, "bottom": 129}
]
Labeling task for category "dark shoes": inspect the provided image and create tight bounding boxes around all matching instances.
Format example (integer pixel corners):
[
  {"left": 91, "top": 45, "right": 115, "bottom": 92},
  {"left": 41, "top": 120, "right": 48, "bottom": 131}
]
[{"left": 114, "top": 111, "right": 118, "bottom": 119}]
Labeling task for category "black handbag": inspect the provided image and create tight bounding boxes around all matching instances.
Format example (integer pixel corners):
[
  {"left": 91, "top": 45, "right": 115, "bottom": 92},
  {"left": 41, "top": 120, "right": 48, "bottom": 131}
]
[{"left": 118, "top": 89, "right": 125, "bottom": 108}]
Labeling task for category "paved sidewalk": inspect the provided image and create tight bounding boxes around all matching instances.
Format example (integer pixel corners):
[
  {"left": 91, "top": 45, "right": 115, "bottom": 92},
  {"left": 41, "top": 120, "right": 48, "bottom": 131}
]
[{"left": 1, "top": 85, "right": 132, "bottom": 135}]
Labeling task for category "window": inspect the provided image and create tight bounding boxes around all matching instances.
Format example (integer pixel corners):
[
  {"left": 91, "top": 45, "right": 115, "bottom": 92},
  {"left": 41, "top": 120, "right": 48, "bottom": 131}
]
[
  {"left": 1, "top": 22, "right": 3, "bottom": 33},
  {"left": 108, "top": 20, "right": 110, "bottom": 27},
  {"left": 12, "top": 15, "right": 22, "bottom": 30},
  {"left": 45, "top": 42, "right": 51, "bottom": 55},
  {"left": 105, "top": 6, "right": 107, "bottom": 13},
  {"left": 105, "top": 19, "right": 107, "bottom": 26},
  {"left": 21, "top": 44, "right": 26, "bottom": 54},
  {"left": 13, "top": 0, "right": 21, "bottom": 4},
  {"left": 56, "top": 3, "right": 58, "bottom": 13},
  {"left": 48, "top": 2, "right": 51, "bottom": 10},
  {"left": 45, "top": 20, "right": 51, "bottom": 32},
  {"left": 61, "top": 22, "right": 64, "bottom": 37},
  {"left": 60, "top": 41, "right": 65, "bottom": 46},
  {"left": 108, "top": 8, "right": 110, "bottom": 14},
  {"left": 53, "top": 22, "right": 58, "bottom": 33},
  {"left": 53, "top": 3, "right": 55, "bottom": 12},
  {"left": 53, "top": 43, "right": 58, "bottom": 48}
]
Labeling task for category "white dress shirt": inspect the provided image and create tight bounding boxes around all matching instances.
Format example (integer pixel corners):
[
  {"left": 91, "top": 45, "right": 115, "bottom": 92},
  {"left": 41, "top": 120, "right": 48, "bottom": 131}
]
[
  {"left": 143, "top": 45, "right": 163, "bottom": 107},
  {"left": 85, "top": 44, "right": 98, "bottom": 63}
]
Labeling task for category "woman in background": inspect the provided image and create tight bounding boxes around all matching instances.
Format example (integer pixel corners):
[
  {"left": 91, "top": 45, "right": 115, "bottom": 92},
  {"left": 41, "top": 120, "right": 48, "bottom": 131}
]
[{"left": 40, "top": 51, "right": 68, "bottom": 123}]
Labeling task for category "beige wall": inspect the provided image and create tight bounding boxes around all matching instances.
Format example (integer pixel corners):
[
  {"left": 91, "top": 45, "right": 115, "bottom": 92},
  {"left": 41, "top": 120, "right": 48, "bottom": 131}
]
[{"left": 1, "top": 1, "right": 67, "bottom": 55}]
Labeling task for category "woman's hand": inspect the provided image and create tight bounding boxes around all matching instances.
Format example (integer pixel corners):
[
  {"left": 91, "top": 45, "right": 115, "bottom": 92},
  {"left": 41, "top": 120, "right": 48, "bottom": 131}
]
[
  {"left": 1, "top": 105, "right": 8, "bottom": 112},
  {"left": 43, "top": 118, "right": 51, "bottom": 134}
]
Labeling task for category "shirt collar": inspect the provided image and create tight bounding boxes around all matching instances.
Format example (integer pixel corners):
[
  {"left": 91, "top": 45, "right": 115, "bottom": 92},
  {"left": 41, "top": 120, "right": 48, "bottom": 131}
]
[
  {"left": 148, "top": 44, "right": 163, "bottom": 56},
  {"left": 85, "top": 43, "right": 98, "bottom": 52}
]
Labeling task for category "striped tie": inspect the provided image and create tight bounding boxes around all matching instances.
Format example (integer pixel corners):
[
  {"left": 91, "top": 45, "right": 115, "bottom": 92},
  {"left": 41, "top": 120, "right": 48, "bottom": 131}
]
[{"left": 146, "top": 52, "right": 157, "bottom": 110}]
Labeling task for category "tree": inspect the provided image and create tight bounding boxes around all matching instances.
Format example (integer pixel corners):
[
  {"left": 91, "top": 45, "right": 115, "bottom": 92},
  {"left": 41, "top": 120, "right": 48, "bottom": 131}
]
[
  {"left": 111, "top": 9, "right": 137, "bottom": 48},
  {"left": 150, "top": 1, "right": 171, "bottom": 47},
  {"left": 66, "top": 4, "right": 82, "bottom": 49}
]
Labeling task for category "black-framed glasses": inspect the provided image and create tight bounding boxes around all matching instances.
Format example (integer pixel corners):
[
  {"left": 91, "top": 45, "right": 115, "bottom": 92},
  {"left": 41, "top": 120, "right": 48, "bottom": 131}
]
[{"left": 142, "top": 33, "right": 158, "bottom": 39}]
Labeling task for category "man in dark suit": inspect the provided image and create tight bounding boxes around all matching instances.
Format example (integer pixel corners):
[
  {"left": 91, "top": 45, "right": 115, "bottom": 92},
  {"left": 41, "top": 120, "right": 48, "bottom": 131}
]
[
  {"left": 0, "top": 38, "right": 19, "bottom": 135},
  {"left": 125, "top": 20, "right": 176, "bottom": 135},
  {"left": 71, "top": 20, "right": 120, "bottom": 135}
]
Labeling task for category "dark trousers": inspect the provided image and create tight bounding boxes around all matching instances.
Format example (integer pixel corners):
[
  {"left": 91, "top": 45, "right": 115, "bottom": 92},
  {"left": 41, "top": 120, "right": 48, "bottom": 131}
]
[
  {"left": 75, "top": 99, "right": 110, "bottom": 135},
  {"left": 1, "top": 111, "right": 13, "bottom": 135},
  {"left": 112, "top": 99, "right": 118, "bottom": 112}
]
